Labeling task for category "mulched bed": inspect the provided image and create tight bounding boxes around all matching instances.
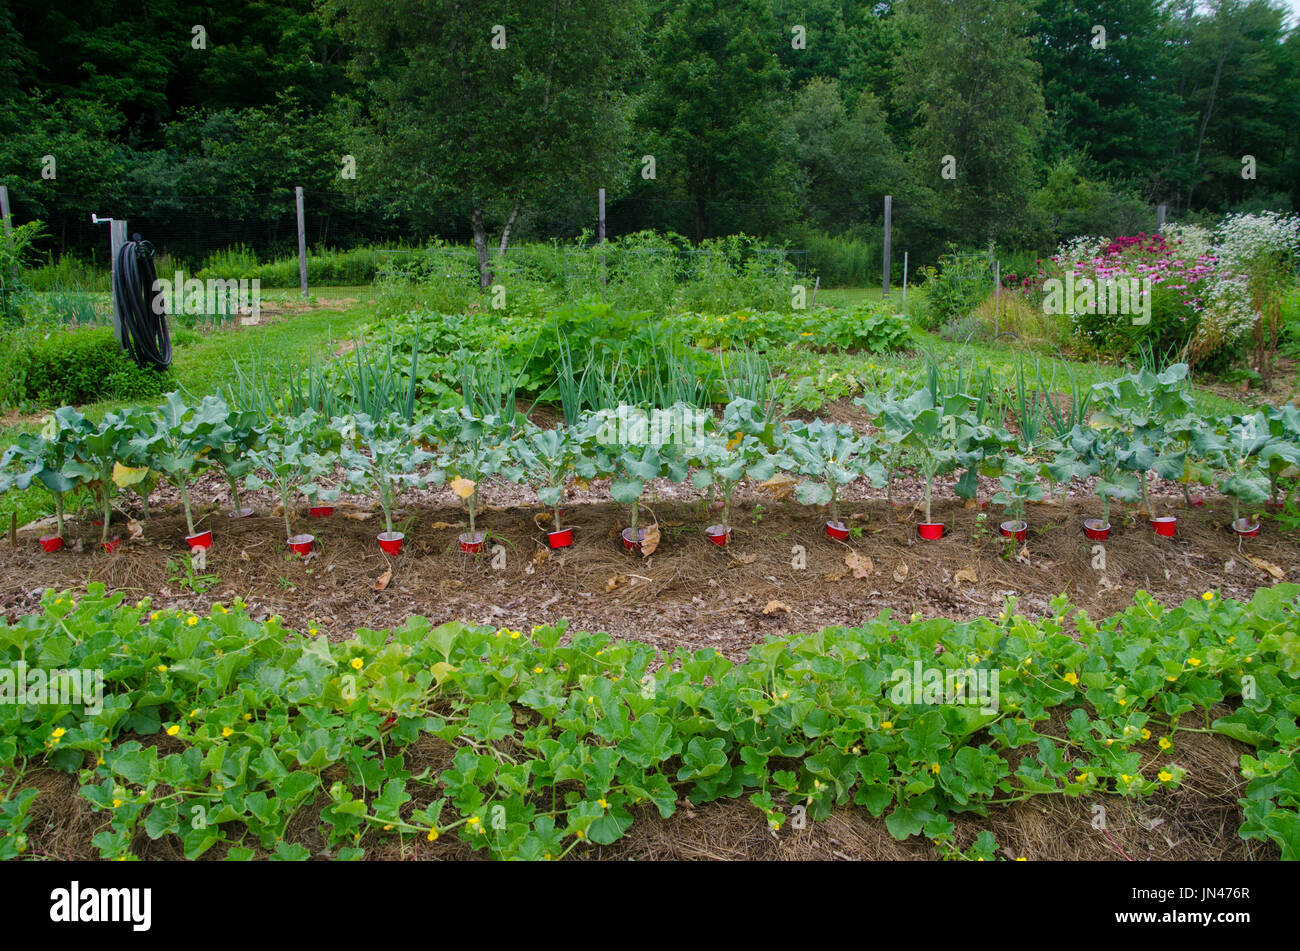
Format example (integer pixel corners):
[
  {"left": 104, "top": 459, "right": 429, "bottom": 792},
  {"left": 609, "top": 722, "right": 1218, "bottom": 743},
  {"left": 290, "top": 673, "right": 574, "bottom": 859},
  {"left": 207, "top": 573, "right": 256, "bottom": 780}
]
[{"left": 2, "top": 483, "right": 1295, "bottom": 659}]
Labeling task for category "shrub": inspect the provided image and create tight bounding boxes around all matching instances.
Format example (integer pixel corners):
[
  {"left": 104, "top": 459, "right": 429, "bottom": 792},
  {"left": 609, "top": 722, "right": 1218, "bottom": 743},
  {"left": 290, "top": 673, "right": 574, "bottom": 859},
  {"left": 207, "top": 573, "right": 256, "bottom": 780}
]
[
  {"left": 918, "top": 253, "right": 994, "bottom": 330},
  {"left": 970, "top": 290, "right": 1061, "bottom": 347},
  {"left": 0, "top": 326, "right": 171, "bottom": 409}
]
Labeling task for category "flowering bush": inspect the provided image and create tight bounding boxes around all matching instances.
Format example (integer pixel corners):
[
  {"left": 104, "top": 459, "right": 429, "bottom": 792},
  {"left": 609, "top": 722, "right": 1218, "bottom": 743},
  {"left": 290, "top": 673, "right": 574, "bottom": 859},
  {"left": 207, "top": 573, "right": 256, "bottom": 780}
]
[{"left": 1019, "top": 213, "right": 1300, "bottom": 369}]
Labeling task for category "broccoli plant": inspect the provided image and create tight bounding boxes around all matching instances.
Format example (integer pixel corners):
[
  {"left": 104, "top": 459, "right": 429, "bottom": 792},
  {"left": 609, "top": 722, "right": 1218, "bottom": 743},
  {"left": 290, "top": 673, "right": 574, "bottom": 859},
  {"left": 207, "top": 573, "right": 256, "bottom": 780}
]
[
  {"left": 134, "top": 393, "right": 234, "bottom": 540},
  {"left": 0, "top": 407, "right": 83, "bottom": 539},
  {"left": 1063, "top": 420, "right": 1141, "bottom": 530},
  {"left": 782, "top": 418, "right": 883, "bottom": 528},
  {"left": 1164, "top": 413, "right": 1225, "bottom": 507},
  {"left": 434, "top": 409, "right": 519, "bottom": 542},
  {"left": 1260, "top": 405, "right": 1300, "bottom": 509},
  {"left": 690, "top": 399, "right": 781, "bottom": 532},
  {"left": 341, "top": 412, "right": 440, "bottom": 539},
  {"left": 1217, "top": 412, "right": 1274, "bottom": 528},
  {"left": 214, "top": 406, "right": 265, "bottom": 515},
  {"left": 991, "top": 457, "right": 1044, "bottom": 529},
  {"left": 586, "top": 403, "right": 700, "bottom": 539},
  {"left": 872, "top": 387, "right": 970, "bottom": 525},
  {"left": 63, "top": 409, "right": 149, "bottom": 544},
  {"left": 1090, "top": 365, "right": 1197, "bottom": 517},
  {"left": 245, "top": 410, "right": 338, "bottom": 544},
  {"left": 511, "top": 425, "right": 594, "bottom": 532}
]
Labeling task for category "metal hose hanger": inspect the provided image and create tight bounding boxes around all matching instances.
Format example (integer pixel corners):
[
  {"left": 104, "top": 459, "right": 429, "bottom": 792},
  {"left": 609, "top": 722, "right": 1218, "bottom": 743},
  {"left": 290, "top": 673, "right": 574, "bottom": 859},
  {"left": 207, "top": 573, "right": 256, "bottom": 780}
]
[{"left": 111, "top": 233, "right": 172, "bottom": 370}]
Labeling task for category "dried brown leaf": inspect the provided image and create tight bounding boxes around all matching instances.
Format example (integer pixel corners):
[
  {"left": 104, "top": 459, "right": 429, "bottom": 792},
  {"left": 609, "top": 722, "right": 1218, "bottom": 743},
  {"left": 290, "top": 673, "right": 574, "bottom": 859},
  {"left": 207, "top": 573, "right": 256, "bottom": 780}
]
[
  {"left": 640, "top": 524, "right": 661, "bottom": 557},
  {"left": 759, "top": 474, "right": 797, "bottom": 500},
  {"left": 1246, "top": 555, "right": 1286, "bottom": 580},
  {"left": 763, "top": 600, "right": 789, "bottom": 615},
  {"left": 845, "top": 551, "right": 874, "bottom": 579},
  {"left": 373, "top": 568, "right": 392, "bottom": 591}
]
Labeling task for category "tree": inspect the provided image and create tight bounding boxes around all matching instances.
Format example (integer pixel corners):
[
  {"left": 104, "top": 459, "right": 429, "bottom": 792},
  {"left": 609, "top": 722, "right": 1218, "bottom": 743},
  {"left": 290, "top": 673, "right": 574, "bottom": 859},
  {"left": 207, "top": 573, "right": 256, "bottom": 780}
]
[
  {"left": 896, "top": 0, "right": 1047, "bottom": 248},
  {"left": 331, "top": 0, "right": 646, "bottom": 287},
  {"left": 783, "top": 78, "right": 906, "bottom": 233},
  {"left": 1030, "top": 0, "right": 1183, "bottom": 193},
  {"left": 638, "top": 0, "right": 791, "bottom": 241}
]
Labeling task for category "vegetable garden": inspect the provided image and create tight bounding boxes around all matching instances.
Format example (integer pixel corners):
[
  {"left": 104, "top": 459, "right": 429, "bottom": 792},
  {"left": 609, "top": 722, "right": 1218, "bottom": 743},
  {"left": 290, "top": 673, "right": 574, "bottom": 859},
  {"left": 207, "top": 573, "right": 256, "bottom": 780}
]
[{"left": 2, "top": 349, "right": 1300, "bottom": 861}]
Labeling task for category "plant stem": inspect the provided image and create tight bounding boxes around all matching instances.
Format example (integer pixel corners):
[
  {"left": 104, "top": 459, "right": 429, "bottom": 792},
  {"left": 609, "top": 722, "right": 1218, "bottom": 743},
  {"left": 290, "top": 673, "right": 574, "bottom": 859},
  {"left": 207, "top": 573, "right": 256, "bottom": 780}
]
[
  {"left": 630, "top": 498, "right": 639, "bottom": 534},
  {"left": 1140, "top": 470, "right": 1151, "bottom": 517},
  {"left": 101, "top": 488, "right": 111, "bottom": 544},
  {"left": 54, "top": 492, "right": 64, "bottom": 538},
  {"left": 468, "top": 487, "right": 477, "bottom": 537},
  {"left": 180, "top": 481, "right": 195, "bottom": 537},
  {"left": 722, "top": 484, "right": 733, "bottom": 530},
  {"left": 1101, "top": 493, "right": 1110, "bottom": 527},
  {"left": 924, "top": 472, "right": 933, "bottom": 524},
  {"left": 382, "top": 480, "right": 394, "bottom": 536},
  {"left": 282, "top": 486, "right": 294, "bottom": 543},
  {"left": 829, "top": 483, "right": 839, "bottom": 526}
]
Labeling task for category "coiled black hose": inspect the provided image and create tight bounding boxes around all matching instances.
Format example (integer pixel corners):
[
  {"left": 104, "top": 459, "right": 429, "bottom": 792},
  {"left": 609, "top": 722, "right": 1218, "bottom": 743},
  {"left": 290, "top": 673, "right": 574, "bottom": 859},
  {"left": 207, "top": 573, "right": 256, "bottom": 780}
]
[{"left": 112, "top": 234, "right": 172, "bottom": 370}]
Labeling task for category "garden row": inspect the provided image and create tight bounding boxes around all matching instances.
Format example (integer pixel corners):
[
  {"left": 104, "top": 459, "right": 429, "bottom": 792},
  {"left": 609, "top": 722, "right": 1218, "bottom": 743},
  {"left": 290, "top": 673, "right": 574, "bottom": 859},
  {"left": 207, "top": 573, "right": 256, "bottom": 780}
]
[
  {"left": 306, "top": 298, "right": 912, "bottom": 424},
  {"left": 1, "top": 583, "right": 1296, "bottom": 861},
  {"left": 3, "top": 364, "right": 1298, "bottom": 558}
]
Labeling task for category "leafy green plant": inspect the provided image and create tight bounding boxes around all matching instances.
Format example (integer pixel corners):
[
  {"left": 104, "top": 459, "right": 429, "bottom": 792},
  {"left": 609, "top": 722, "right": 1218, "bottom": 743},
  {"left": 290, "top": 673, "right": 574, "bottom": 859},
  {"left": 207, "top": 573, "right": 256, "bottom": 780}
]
[
  {"left": 1217, "top": 413, "right": 1273, "bottom": 528},
  {"left": 3, "top": 583, "right": 1296, "bottom": 861},
  {"left": 689, "top": 399, "right": 780, "bottom": 531},
  {"left": 991, "top": 458, "right": 1044, "bottom": 527},
  {"left": 587, "top": 404, "right": 700, "bottom": 537},
  {"left": 510, "top": 426, "right": 593, "bottom": 532},
  {"left": 0, "top": 408, "right": 83, "bottom": 537},
  {"left": 134, "top": 393, "right": 234, "bottom": 539},
  {"left": 341, "top": 413, "right": 441, "bottom": 538},
  {"left": 783, "top": 418, "right": 882, "bottom": 527},
  {"left": 63, "top": 409, "right": 150, "bottom": 543},
  {"left": 433, "top": 410, "right": 519, "bottom": 541},
  {"left": 213, "top": 407, "right": 265, "bottom": 514},
  {"left": 245, "top": 411, "right": 340, "bottom": 543}
]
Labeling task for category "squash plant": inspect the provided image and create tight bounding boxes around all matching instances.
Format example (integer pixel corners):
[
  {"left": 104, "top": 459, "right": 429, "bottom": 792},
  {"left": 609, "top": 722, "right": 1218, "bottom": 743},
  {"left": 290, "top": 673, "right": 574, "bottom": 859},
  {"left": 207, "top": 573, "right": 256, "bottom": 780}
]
[
  {"left": 782, "top": 418, "right": 883, "bottom": 529},
  {"left": 341, "top": 412, "right": 440, "bottom": 540},
  {"left": 245, "top": 410, "right": 338, "bottom": 543},
  {"left": 135, "top": 393, "right": 234, "bottom": 542},
  {"left": 0, "top": 407, "right": 83, "bottom": 540}
]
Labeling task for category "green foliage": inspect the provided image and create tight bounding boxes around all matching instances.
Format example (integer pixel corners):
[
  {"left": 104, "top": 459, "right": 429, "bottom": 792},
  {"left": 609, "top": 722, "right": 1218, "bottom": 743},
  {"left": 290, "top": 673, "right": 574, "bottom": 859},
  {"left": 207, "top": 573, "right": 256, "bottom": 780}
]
[
  {"left": 0, "top": 326, "right": 170, "bottom": 410},
  {"left": 2, "top": 584, "right": 1297, "bottom": 860},
  {"left": 918, "top": 254, "right": 995, "bottom": 331}
]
